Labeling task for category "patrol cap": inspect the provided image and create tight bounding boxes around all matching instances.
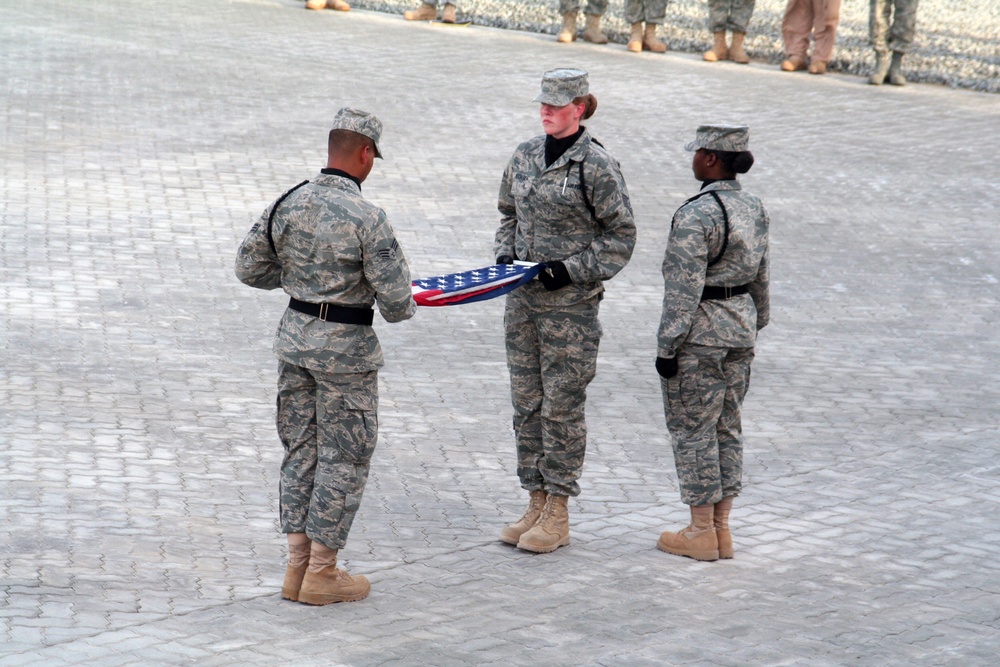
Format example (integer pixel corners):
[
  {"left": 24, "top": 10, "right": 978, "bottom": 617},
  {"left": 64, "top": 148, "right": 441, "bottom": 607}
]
[
  {"left": 533, "top": 68, "right": 589, "bottom": 107},
  {"left": 331, "top": 107, "right": 383, "bottom": 159},
  {"left": 684, "top": 124, "right": 750, "bottom": 152}
]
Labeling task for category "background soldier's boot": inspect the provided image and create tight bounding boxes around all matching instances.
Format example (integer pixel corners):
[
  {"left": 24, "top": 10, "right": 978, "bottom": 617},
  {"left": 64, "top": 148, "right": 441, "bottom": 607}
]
[
  {"left": 713, "top": 498, "right": 734, "bottom": 559},
  {"left": 888, "top": 51, "right": 907, "bottom": 85},
  {"left": 657, "top": 505, "right": 719, "bottom": 561},
  {"left": 305, "top": 0, "right": 326, "bottom": 9},
  {"left": 703, "top": 31, "right": 727, "bottom": 62},
  {"left": 499, "top": 489, "right": 547, "bottom": 545},
  {"left": 729, "top": 32, "right": 750, "bottom": 63},
  {"left": 869, "top": 51, "right": 890, "bottom": 84},
  {"left": 781, "top": 55, "right": 807, "bottom": 71},
  {"left": 627, "top": 22, "right": 643, "bottom": 52},
  {"left": 808, "top": 60, "right": 827, "bottom": 75},
  {"left": 298, "top": 543, "right": 370, "bottom": 605},
  {"left": 643, "top": 22, "right": 666, "bottom": 53},
  {"left": 404, "top": 2, "right": 437, "bottom": 20},
  {"left": 557, "top": 11, "right": 578, "bottom": 43},
  {"left": 517, "top": 494, "right": 570, "bottom": 553},
  {"left": 441, "top": 3, "right": 457, "bottom": 23},
  {"left": 582, "top": 14, "right": 608, "bottom": 44},
  {"left": 328, "top": 0, "right": 350, "bottom": 10},
  {"left": 281, "top": 534, "right": 311, "bottom": 601}
]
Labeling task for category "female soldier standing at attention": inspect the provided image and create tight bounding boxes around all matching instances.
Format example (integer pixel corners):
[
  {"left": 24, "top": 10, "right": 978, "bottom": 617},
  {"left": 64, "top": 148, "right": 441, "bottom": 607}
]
[
  {"left": 494, "top": 69, "right": 636, "bottom": 554},
  {"left": 656, "top": 125, "right": 769, "bottom": 561}
]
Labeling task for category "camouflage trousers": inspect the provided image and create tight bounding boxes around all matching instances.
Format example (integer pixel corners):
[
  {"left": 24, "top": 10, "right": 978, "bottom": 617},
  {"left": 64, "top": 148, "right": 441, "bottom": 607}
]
[
  {"left": 625, "top": 0, "right": 668, "bottom": 24},
  {"left": 870, "top": 0, "right": 919, "bottom": 53},
  {"left": 504, "top": 286, "right": 602, "bottom": 498},
  {"left": 560, "top": 0, "right": 608, "bottom": 16},
  {"left": 660, "top": 344, "right": 754, "bottom": 506},
  {"left": 276, "top": 361, "right": 378, "bottom": 550},
  {"left": 708, "top": 0, "right": 756, "bottom": 33}
]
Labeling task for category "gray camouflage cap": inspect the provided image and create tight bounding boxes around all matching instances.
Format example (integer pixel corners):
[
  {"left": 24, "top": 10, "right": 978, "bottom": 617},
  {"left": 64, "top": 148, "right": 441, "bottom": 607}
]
[
  {"left": 332, "top": 107, "right": 383, "bottom": 159},
  {"left": 684, "top": 124, "right": 750, "bottom": 152},
  {"left": 533, "top": 68, "right": 589, "bottom": 107}
]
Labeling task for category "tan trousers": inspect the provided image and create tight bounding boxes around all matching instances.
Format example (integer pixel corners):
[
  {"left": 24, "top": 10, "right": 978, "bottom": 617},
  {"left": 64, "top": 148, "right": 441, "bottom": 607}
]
[{"left": 781, "top": 0, "right": 841, "bottom": 62}]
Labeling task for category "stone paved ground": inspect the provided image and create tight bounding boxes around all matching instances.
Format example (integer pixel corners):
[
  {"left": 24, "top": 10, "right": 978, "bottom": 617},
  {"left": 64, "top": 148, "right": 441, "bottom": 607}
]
[{"left": 1, "top": 0, "right": 999, "bottom": 665}]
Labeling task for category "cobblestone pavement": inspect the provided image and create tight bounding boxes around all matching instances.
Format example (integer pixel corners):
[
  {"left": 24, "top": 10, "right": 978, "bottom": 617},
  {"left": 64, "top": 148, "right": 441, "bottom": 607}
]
[{"left": 2, "top": 1, "right": 999, "bottom": 665}]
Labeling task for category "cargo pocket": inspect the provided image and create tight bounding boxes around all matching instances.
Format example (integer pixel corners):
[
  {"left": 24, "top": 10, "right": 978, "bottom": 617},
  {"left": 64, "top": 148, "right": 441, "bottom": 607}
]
[{"left": 336, "top": 392, "right": 378, "bottom": 465}]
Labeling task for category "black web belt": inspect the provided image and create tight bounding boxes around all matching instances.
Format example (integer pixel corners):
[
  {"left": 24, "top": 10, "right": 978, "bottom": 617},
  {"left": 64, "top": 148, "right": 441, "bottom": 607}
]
[
  {"left": 701, "top": 284, "right": 750, "bottom": 301},
  {"left": 288, "top": 298, "right": 374, "bottom": 325}
]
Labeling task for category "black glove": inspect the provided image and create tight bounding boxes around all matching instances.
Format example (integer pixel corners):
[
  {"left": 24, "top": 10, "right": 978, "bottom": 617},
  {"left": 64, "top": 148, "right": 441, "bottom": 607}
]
[
  {"left": 538, "top": 261, "right": 572, "bottom": 291},
  {"left": 656, "top": 356, "right": 678, "bottom": 379},
  {"left": 496, "top": 255, "right": 514, "bottom": 265}
]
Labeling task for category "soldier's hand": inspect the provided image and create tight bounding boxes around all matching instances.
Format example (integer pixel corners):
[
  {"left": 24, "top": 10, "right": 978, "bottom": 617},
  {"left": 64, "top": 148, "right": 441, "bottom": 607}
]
[
  {"left": 656, "top": 356, "right": 678, "bottom": 379},
  {"left": 538, "top": 261, "right": 571, "bottom": 291},
  {"left": 496, "top": 255, "right": 514, "bottom": 265}
]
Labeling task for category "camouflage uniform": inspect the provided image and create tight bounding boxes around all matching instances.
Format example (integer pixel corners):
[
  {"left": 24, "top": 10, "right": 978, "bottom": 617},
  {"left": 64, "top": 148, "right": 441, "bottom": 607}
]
[
  {"left": 708, "top": 0, "right": 756, "bottom": 33},
  {"left": 496, "top": 124, "right": 635, "bottom": 498},
  {"left": 870, "top": 0, "right": 919, "bottom": 53},
  {"left": 658, "top": 127, "right": 769, "bottom": 507},
  {"left": 235, "top": 116, "right": 415, "bottom": 549},
  {"left": 626, "top": 0, "right": 668, "bottom": 25},
  {"left": 561, "top": 0, "right": 607, "bottom": 16}
]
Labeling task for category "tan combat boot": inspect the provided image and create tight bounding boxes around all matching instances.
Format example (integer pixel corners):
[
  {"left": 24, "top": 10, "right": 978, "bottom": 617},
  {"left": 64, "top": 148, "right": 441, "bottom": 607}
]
[
  {"left": 888, "top": 51, "right": 906, "bottom": 85},
  {"left": 328, "top": 0, "right": 350, "bottom": 10},
  {"left": 305, "top": 0, "right": 326, "bottom": 9},
  {"left": 729, "top": 32, "right": 749, "bottom": 63},
  {"left": 713, "top": 497, "right": 734, "bottom": 559},
  {"left": 808, "top": 60, "right": 827, "bottom": 74},
  {"left": 557, "top": 10, "right": 578, "bottom": 42},
  {"left": 703, "top": 31, "right": 727, "bottom": 62},
  {"left": 627, "top": 22, "right": 643, "bottom": 52},
  {"left": 643, "top": 22, "right": 666, "bottom": 53},
  {"left": 582, "top": 13, "right": 608, "bottom": 44},
  {"left": 781, "top": 55, "right": 807, "bottom": 71},
  {"left": 657, "top": 504, "right": 719, "bottom": 561},
  {"left": 441, "top": 3, "right": 457, "bottom": 23},
  {"left": 517, "top": 494, "right": 570, "bottom": 553},
  {"left": 281, "top": 534, "right": 312, "bottom": 601},
  {"left": 298, "top": 543, "right": 370, "bottom": 605},
  {"left": 404, "top": 2, "right": 438, "bottom": 20},
  {"left": 499, "top": 489, "right": 547, "bottom": 545}
]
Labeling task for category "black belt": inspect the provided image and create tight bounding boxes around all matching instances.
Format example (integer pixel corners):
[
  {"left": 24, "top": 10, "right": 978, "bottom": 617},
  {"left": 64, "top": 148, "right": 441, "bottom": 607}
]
[
  {"left": 288, "top": 298, "right": 374, "bottom": 325},
  {"left": 701, "top": 284, "right": 750, "bottom": 301}
]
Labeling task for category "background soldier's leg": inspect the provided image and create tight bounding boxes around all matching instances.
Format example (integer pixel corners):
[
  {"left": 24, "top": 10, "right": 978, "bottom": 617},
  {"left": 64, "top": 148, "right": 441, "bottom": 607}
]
[
  {"left": 730, "top": 0, "right": 756, "bottom": 33},
  {"left": 277, "top": 361, "right": 318, "bottom": 535},
  {"left": 888, "top": 0, "right": 919, "bottom": 53},
  {"left": 306, "top": 370, "right": 379, "bottom": 550},
  {"left": 717, "top": 347, "right": 754, "bottom": 499},
  {"left": 505, "top": 293, "right": 545, "bottom": 492},
  {"left": 706, "top": 0, "right": 729, "bottom": 32}
]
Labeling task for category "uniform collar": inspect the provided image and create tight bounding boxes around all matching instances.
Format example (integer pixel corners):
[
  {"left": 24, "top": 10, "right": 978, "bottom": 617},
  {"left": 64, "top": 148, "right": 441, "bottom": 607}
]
[
  {"left": 539, "top": 127, "right": 592, "bottom": 172},
  {"left": 318, "top": 168, "right": 362, "bottom": 192},
  {"left": 700, "top": 178, "right": 742, "bottom": 192}
]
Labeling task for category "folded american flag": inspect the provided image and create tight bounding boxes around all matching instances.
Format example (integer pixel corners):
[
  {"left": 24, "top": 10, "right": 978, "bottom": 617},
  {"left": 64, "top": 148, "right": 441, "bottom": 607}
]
[{"left": 411, "top": 262, "right": 542, "bottom": 307}]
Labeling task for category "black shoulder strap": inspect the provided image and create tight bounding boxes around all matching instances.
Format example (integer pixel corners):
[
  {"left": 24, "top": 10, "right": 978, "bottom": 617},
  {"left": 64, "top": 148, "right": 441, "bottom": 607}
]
[
  {"left": 577, "top": 161, "right": 597, "bottom": 221},
  {"left": 266, "top": 180, "right": 310, "bottom": 255},
  {"left": 707, "top": 190, "right": 730, "bottom": 267}
]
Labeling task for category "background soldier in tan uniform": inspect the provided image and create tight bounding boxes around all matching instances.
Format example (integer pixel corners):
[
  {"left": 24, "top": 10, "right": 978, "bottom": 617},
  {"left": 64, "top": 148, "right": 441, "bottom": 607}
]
[
  {"left": 780, "top": 0, "right": 842, "bottom": 75},
  {"left": 656, "top": 125, "right": 769, "bottom": 562},
  {"left": 495, "top": 69, "right": 636, "bottom": 554},
  {"left": 557, "top": 0, "right": 610, "bottom": 44},
  {"left": 703, "top": 0, "right": 756, "bottom": 63},
  {"left": 235, "top": 108, "right": 416, "bottom": 604},
  {"left": 869, "top": 0, "right": 920, "bottom": 85}
]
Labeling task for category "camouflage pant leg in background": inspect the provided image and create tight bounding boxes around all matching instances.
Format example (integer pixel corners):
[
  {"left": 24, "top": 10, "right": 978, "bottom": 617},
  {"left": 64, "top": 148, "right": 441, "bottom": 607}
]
[
  {"left": 560, "top": 0, "right": 608, "bottom": 16},
  {"left": 708, "top": 0, "right": 757, "bottom": 33},
  {"left": 505, "top": 289, "right": 602, "bottom": 497},
  {"left": 625, "top": 0, "right": 669, "bottom": 25},
  {"left": 660, "top": 344, "right": 753, "bottom": 506},
  {"left": 869, "top": 0, "right": 919, "bottom": 53},
  {"left": 276, "top": 361, "right": 379, "bottom": 550}
]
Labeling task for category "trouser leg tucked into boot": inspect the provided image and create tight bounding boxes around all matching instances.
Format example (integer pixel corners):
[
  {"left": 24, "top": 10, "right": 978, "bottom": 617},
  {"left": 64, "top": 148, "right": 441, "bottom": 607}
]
[
  {"left": 298, "top": 543, "right": 370, "bottom": 605},
  {"left": 404, "top": 2, "right": 437, "bottom": 20},
  {"left": 888, "top": 51, "right": 906, "bottom": 85},
  {"left": 643, "top": 23, "right": 666, "bottom": 53},
  {"left": 729, "top": 32, "right": 749, "bottom": 63},
  {"left": 627, "top": 22, "right": 643, "bottom": 52},
  {"left": 658, "top": 504, "right": 719, "bottom": 561},
  {"left": 869, "top": 51, "right": 891, "bottom": 84},
  {"left": 703, "top": 31, "right": 727, "bottom": 62},
  {"left": 582, "top": 13, "right": 608, "bottom": 44},
  {"left": 557, "top": 10, "right": 578, "bottom": 42},
  {"left": 713, "top": 497, "right": 734, "bottom": 559},
  {"left": 281, "top": 533, "right": 311, "bottom": 601},
  {"left": 499, "top": 490, "right": 547, "bottom": 545},
  {"left": 517, "top": 494, "right": 570, "bottom": 553}
]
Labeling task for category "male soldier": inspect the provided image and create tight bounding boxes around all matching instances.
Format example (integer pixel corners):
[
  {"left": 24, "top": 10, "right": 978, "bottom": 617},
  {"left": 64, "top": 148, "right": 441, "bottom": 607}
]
[
  {"left": 235, "top": 108, "right": 416, "bottom": 604},
  {"left": 557, "top": 0, "right": 609, "bottom": 44},
  {"left": 656, "top": 125, "right": 769, "bottom": 562},
  {"left": 868, "top": 0, "right": 919, "bottom": 85},
  {"left": 703, "top": 0, "right": 757, "bottom": 63},
  {"left": 403, "top": 1, "right": 459, "bottom": 23}
]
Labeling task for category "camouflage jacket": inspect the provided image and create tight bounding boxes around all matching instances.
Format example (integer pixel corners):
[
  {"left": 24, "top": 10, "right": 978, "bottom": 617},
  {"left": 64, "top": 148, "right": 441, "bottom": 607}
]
[
  {"left": 495, "top": 128, "right": 636, "bottom": 302},
  {"left": 235, "top": 172, "right": 416, "bottom": 373},
  {"left": 658, "top": 180, "right": 769, "bottom": 357}
]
